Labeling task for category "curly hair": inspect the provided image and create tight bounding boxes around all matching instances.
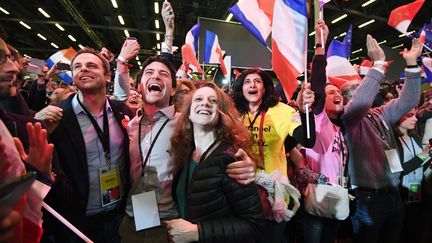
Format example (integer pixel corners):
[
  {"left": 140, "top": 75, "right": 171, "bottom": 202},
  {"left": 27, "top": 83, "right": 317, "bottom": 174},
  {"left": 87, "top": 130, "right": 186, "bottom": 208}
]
[
  {"left": 231, "top": 68, "right": 278, "bottom": 114},
  {"left": 170, "top": 81, "right": 254, "bottom": 175},
  {"left": 135, "top": 55, "right": 177, "bottom": 89}
]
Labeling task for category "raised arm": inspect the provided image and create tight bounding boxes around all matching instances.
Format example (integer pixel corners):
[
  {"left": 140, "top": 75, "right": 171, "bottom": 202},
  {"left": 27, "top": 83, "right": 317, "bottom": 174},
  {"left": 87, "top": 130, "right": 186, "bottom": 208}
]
[
  {"left": 343, "top": 35, "right": 385, "bottom": 126},
  {"left": 310, "top": 19, "right": 329, "bottom": 115},
  {"left": 113, "top": 39, "right": 140, "bottom": 100},
  {"left": 381, "top": 38, "right": 423, "bottom": 125}
]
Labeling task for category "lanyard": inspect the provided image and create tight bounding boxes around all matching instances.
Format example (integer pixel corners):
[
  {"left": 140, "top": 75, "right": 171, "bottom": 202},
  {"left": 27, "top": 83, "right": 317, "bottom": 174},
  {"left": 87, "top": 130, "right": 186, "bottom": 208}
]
[
  {"left": 138, "top": 114, "right": 170, "bottom": 179},
  {"left": 400, "top": 136, "right": 416, "bottom": 158},
  {"left": 257, "top": 111, "right": 266, "bottom": 166},
  {"left": 77, "top": 97, "right": 111, "bottom": 168}
]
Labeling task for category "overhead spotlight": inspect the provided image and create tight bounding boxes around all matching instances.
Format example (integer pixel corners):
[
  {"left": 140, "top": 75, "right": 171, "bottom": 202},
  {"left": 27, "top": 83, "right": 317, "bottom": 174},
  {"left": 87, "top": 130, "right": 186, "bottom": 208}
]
[
  {"left": 331, "top": 14, "right": 347, "bottom": 24},
  {"left": 68, "top": 35, "right": 76, "bottom": 42},
  {"left": 78, "top": 44, "right": 85, "bottom": 49},
  {"left": 226, "top": 13, "right": 233, "bottom": 22},
  {"left": 351, "top": 48, "right": 363, "bottom": 54},
  {"left": 135, "top": 56, "right": 139, "bottom": 61},
  {"left": 350, "top": 57, "right": 360, "bottom": 62},
  {"left": 155, "top": 19, "right": 160, "bottom": 29},
  {"left": 137, "top": 61, "right": 142, "bottom": 66},
  {"left": 398, "top": 31, "right": 415, "bottom": 38},
  {"left": 38, "top": 8, "right": 50, "bottom": 18},
  {"left": 156, "top": 33, "right": 160, "bottom": 41},
  {"left": 37, "top": 33, "right": 47, "bottom": 40},
  {"left": 309, "top": 31, "right": 316, "bottom": 36},
  {"left": 361, "top": 0, "right": 376, "bottom": 7},
  {"left": 0, "top": 7, "right": 10, "bottom": 15},
  {"left": 55, "top": 23, "right": 65, "bottom": 31},
  {"left": 19, "top": 21, "right": 31, "bottom": 29},
  {"left": 339, "top": 32, "right": 347, "bottom": 37},
  {"left": 111, "top": 0, "right": 118, "bottom": 9},
  {"left": 124, "top": 30, "right": 130, "bottom": 37},
  {"left": 378, "top": 40, "right": 387, "bottom": 45},
  {"left": 392, "top": 44, "right": 404, "bottom": 49},
  {"left": 154, "top": 2, "right": 159, "bottom": 14},
  {"left": 157, "top": 43, "right": 161, "bottom": 49},
  {"left": 50, "top": 42, "right": 59, "bottom": 48},
  {"left": 118, "top": 15, "right": 125, "bottom": 25},
  {"left": 358, "top": 19, "right": 375, "bottom": 28}
]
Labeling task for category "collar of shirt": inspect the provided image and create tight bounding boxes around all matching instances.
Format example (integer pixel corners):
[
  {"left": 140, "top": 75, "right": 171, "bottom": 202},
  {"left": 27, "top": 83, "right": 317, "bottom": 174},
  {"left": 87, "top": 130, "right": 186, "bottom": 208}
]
[
  {"left": 138, "top": 105, "right": 176, "bottom": 123},
  {"left": 72, "top": 93, "right": 113, "bottom": 116}
]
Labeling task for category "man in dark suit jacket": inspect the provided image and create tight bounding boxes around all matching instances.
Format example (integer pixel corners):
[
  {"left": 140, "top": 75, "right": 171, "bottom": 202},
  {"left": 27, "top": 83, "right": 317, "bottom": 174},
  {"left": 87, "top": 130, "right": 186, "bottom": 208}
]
[{"left": 42, "top": 48, "right": 133, "bottom": 243}]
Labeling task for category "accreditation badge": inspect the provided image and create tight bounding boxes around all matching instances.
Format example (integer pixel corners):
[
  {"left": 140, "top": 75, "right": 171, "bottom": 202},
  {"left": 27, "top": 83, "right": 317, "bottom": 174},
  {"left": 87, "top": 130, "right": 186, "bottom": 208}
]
[
  {"left": 99, "top": 166, "right": 122, "bottom": 207},
  {"left": 408, "top": 183, "right": 421, "bottom": 203}
]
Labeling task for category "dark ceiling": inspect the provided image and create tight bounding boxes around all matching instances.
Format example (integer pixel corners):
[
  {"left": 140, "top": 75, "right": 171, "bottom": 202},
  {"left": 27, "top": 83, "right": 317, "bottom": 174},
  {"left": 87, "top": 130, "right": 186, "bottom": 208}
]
[{"left": 0, "top": 0, "right": 431, "bottom": 74}]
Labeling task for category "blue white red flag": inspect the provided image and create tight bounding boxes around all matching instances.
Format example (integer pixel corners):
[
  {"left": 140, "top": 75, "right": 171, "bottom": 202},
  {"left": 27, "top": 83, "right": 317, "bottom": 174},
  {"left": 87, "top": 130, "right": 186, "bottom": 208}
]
[
  {"left": 46, "top": 47, "right": 76, "bottom": 85},
  {"left": 229, "top": 0, "right": 274, "bottom": 46},
  {"left": 272, "top": 0, "right": 307, "bottom": 98},
  {"left": 204, "top": 30, "right": 227, "bottom": 76},
  {"left": 423, "top": 57, "right": 432, "bottom": 82},
  {"left": 326, "top": 25, "right": 361, "bottom": 88},
  {"left": 185, "top": 23, "right": 200, "bottom": 55}
]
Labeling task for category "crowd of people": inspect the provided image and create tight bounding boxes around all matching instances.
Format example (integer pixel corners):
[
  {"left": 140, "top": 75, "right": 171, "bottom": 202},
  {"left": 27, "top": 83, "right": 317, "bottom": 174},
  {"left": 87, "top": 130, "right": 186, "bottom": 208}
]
[{"left": 0, "top": 1, "right": 431, "bottom": 243}]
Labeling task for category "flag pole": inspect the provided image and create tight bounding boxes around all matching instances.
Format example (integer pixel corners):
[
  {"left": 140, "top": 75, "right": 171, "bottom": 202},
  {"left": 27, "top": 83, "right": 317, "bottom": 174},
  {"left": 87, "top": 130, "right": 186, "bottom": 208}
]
[
  {"left": 403, "top": 32, "right": 432, "bottom": 53},
  {"left": 304, "top": 48, "right": 310, "bottom": 139},
  {"left": 319, "top": 9, "right": 325, "bottom": 49}
]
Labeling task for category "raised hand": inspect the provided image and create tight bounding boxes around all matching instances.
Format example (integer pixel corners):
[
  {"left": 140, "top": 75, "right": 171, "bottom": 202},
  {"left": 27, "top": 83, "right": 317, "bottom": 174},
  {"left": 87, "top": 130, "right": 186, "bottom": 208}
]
[
  {"left": 296, "top": 82, "right": 315, "bottom": 113},
  {"left": 366, "top": 34, "right": 385, "bottom": 62},
  {"left": 314, "top": 18, "right": 329, "bottom": 47},
  {"left": 119, "top": 39, "right": 140, "bottom": 62},
  {"left": 162, "top": 1, "right": 175, "bottom": 35},
  {"left": 402, "top": 38, "right": 423, "bottom": 66}
]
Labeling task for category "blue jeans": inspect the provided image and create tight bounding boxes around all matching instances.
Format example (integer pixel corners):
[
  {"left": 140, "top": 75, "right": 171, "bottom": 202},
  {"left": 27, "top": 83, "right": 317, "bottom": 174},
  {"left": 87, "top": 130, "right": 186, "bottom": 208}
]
[
  {"left": 295, "top": 207, "right": 340, "bottom": 243},
  {"left": 351, "top": 188, "right": 404, "bottom": 243}
]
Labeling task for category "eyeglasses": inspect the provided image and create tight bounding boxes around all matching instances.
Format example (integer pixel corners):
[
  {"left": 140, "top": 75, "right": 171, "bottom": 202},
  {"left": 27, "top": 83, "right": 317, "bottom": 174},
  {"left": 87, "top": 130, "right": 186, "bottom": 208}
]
[{"left": 0, "top": 54, "right": 17, "bottom": 65}]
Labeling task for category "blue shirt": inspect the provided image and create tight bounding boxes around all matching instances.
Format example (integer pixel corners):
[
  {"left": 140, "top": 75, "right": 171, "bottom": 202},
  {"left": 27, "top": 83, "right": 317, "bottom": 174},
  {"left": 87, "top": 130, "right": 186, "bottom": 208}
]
[{"left": 72, "top": 94, "right": 125, "bottom": 215}]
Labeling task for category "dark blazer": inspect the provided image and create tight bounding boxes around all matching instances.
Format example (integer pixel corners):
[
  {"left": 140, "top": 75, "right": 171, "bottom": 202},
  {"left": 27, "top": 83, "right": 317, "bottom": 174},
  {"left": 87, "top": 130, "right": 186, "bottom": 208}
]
[
  {"left": 43, "top": 94, "right": 133, "bottom": 241},
  {"left": 172, "top": 143, "right": 265, "bottom": 243}
]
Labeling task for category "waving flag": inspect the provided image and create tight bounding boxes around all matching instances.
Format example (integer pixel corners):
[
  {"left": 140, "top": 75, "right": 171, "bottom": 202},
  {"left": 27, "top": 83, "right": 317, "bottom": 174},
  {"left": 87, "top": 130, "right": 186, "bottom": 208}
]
[
  {"left": 46, "top": 47, "right": 76, "bottom": 84},
  {"left": 204, "top": 30, "right": 227, "bottom": 76},
  {"left": 417, "top": 23, "right": 432, "bottom": 49},
  {"left": 387, "top": 0, "right": 425, "bottom": 34},
  {"left": 359, "top": 59, "right": 393, "bottom": 76},
  {"left": 423, "top": 57, "right": 432, "bottom": 82},
  {"left": 185, "top": 24, "right": 200, "bottom": 55},
  {"left": 272, "top": 0, "right": 307, "bottom": 98},
  {"left": 181, "top": 44, "right": 204, "bottom": 74},
  {"left": 326, "top": 26, "right": 361, "bottom": 88},
  {"left": 229, "top": 0, "right": 274, "bottom": 46}
]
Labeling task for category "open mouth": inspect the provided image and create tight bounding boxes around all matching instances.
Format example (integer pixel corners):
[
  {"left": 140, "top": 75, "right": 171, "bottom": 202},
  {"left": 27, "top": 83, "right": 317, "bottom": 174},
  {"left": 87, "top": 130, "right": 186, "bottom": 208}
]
[
  {"left": 128, "top": 98, "right": 140, "bottom": 105},
  {"left": 79, "top": 75, "right": 94, "bottom": 81},
  {"left": 148, "top": 83, "right": 162, "bottom": 92},
  {"left": 196, "top": 109, "right": 212, "bottom": 115},
  {"left": 333, "top": 98, "right": 342, "bottom": 105},
  {"left": 248, "top": 90, "right": 258, "bottom": 95}
]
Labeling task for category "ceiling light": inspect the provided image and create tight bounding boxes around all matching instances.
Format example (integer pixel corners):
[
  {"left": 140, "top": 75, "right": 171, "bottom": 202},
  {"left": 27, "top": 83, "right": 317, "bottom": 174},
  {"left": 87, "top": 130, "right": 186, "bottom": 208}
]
[
  {"left": 154, "top": 2, "right": 159, "bottom": 14},
  {"left": 124, "top": 29, "right": 130, "bottom": 37},
  {"left": 19, "top": 21, "right": 31, "bottom": 29},
  {"left": 156, "top": 33, "right": 160, "bottom": 41},
  {"left": 0, "top": 7, "right": 9, "bottom": 15},
  {"left": 226, "top": 13, "right": 233, "bottom": 22},
  {"left": 392, "top": 44, "right": 404, "bottom": 49},
  {"left": 157, "top": 43, "right": 160, "bottom": 49},
  {"left": 157, "top": 51, "right": 161, "bottom": 55},
  {"left": 55, "top": 23, "right": 65, "bottom": 31},
  {"left": 362, "top": 0, "right": 376, "bottom": 7},
  {"left": 350, "top": 57, "right": 360, "bottom": 62},
  {"left": 139, "top": 66, "right": 143, "bottom": 69},
  {"left": 78, "top": 44, "right": 84, "bottom": 49},
  {"left": 352, "top": 48, "right": 363, "bottom": 54},
  {"left": 50, "top": 42, "right": 59, "bottom": 48},
  {"left": 339, "top": 32, "right": 347, "bottom": 37},
  {"left": 378, "top": 40, "right": 387, "bottom": 45},
  {"left": 398, "top": 31, "right": 415, "bottom": 37},
  {"left": 155, "top": 19, "right": 160, "bottom": 29},
  {"left": 38, "top": 8, "right": 50, "bottom": 18},
  {"left": 309, "top": 31, "right": 316, "bottom": 36},
  {"left": 68, "top": 35, "right": 76, "bottom": 42},
  {"left": 111, "top": 0, "right": 118, "bottom": 9},
  {"left": 358, "top": 19, "right": 375, "bottom": 28},
  {"left": 118, "top": 15, "right": 125, "bottom": 25},
  {"left": 37, "top": 33, "right": 47, "bottom": 40},
  {"left": 135, "top": 56, "right": 139, "bottom": 61},
  {"left": 208, "top": 70, "right": 212, "bottom": 74},
  {"left": 137, "top": 61, "right": 142, "bottom": 66},
  {"left": 331, "top": 14, "right": 347, "bottom": 24}
]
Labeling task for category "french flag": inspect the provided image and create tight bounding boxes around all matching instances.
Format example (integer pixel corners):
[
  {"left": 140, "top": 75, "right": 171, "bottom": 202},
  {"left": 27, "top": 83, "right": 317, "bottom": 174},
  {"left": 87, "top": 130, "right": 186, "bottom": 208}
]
[
  {"left": 46, "top": 47, "right": 77, "bottom": 85},
  {"left": 359, "top": 59, "right": 393, "bottom": 76},
  {"left": 204, "top": 30, "right": 227, "bottom": 76},
  {"left": 229, "top": 0, "right": 274, "bottom": 46},
  {"left": 185, "top": 23, "right": 200, "bottom": 55},
  {"left": 326, "top": 26, "right": 361, "bottom": 88},
  {"left": 387, "top": 0, "right": 425, "bottom": 34},
  {"left": 272, "top": 0, "right": 307, "bottom": 98},
  {"left": 417, "top": 23, "right": 432, "bottom": 49},
  {"left": 423, "top": 57, "right": 432, "bottom": 82}
]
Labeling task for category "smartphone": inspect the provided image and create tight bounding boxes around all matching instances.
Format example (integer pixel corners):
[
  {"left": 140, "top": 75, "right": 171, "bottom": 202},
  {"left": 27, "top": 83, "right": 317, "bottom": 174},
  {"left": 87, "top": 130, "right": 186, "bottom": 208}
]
[
  {"left": 126, "top": 37, "right": 137, "bottom": 45},
  {"left": 56, "top": 63, "right": 71, "bottom": 71},
  {"left": 0, "top": 172, "right": 36, "bottom": 218}
]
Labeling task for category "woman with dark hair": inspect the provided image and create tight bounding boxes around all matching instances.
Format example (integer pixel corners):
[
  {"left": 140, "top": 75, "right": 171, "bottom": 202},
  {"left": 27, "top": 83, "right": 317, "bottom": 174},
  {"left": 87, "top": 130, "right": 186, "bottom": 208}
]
[
  {"left": 231, "top": 68, "right": 315, "bottom": 242},
  {"left": 166, "top": 82, "right": 264, "bottom": 243},
  {"left": 394, "top": 108, "right": 432, "bottom": 243}
]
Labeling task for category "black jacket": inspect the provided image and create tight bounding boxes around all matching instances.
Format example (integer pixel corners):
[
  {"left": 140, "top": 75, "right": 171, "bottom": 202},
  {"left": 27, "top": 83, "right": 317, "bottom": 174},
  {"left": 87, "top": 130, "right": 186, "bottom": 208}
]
[
  {"left": 42, "top": 94, "right": 133, "bottom": 242},
  {"left": 173, "top": 142, "right": 265, "bottom": 243}
]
